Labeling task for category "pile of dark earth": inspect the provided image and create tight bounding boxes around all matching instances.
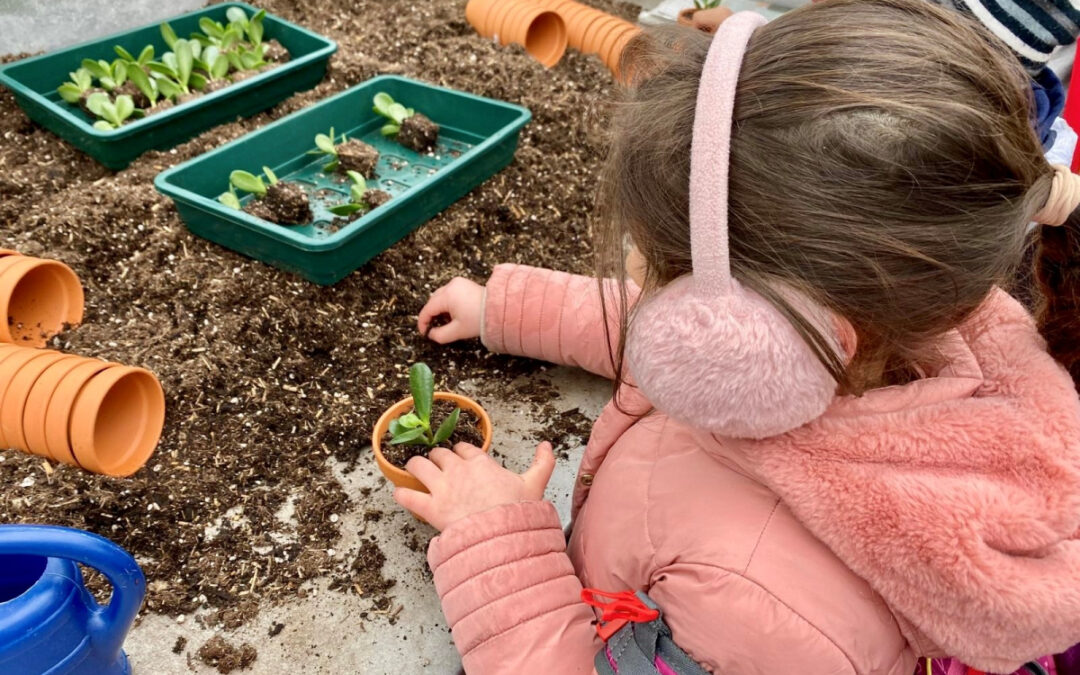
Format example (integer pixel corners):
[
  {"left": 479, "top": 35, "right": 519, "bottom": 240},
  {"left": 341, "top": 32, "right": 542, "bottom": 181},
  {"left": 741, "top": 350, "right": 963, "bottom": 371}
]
[{"left": 0, "top": 0, "right": 632, "bottom": 657}]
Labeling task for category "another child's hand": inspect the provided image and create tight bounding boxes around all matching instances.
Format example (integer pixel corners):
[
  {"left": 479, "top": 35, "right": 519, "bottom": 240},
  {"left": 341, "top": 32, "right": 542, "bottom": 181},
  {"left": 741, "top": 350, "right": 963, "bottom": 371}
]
[
  {"left": 417, "top": 277, "right": 484, "bottom": 344},
  {"left": 392, "top": 441, "right": 556, "bottom": 531}
]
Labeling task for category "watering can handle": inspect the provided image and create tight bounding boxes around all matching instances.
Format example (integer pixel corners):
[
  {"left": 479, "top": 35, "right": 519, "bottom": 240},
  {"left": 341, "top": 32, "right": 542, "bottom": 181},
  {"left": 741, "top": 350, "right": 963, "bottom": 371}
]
[{"left": 0, "top": 525, "right": 145, "bottom": 658}]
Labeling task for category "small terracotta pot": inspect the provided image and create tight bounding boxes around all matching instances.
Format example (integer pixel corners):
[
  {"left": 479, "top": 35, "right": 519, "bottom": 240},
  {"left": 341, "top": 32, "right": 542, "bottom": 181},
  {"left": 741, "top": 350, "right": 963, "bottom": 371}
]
[
  {"left": 678, "top": 6, "right": 733, "bottom": 33},
  {"left": 567, "top": 8, "right": 605, "bottom": 51},
  {"left": 44, "top": 359, "right": 113, "bottom": 468},
  {"left": 607, "top": 27, "right": 642, "bottom": 77},
  {"left": 582, "top": 15, "right": 623, "bottom": 55},
  {"left": 599, "top": 22, "right": 635, "bottom": 67},
  {"left": 372, "top": 392, "right": 494, "bottom": 494},
  {"left": 488, "top": 0, "right": 519, "bottom": 44},
  {"left": 0, "top": 256, "right": 84, "bottom": 348},
  {"left": 497, "top": 2, "right": 533, "bottom": 45},
  {"left": 69, "top": 366, "right": 165, "bottom": 477},
  {"left": 0, "top": 250, "right": 21, "bottom": 259},
  {"left": 23, "top": 355, "right": 87, "bottom": 461},
  {"left": 0, "top": 350, "right": 73, "bottom": 455},
  {"left": 504, "top": 8, "right": 568, "bottom": 67},
  {"left": 465, "top": 0, "right": 501, "bottom": 36},
  {"left": 0, "top": 347, "right": 59, "bottom": 449},
  {"left": 558, "top": 4, "right": 593, "bottom": 44}
]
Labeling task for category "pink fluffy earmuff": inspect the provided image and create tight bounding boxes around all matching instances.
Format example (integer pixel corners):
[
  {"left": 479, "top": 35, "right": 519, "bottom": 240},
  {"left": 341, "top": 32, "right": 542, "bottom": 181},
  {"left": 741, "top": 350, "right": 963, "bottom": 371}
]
[{"left": 625, "top": 12, "right": 841, "bottom": 439}]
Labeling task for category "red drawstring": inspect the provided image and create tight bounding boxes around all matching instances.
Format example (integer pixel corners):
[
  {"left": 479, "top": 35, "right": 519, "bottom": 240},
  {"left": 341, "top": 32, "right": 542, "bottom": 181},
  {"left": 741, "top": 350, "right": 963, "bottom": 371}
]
[{"left": 581, "top": 588, "right": 660, "bottom": 641}]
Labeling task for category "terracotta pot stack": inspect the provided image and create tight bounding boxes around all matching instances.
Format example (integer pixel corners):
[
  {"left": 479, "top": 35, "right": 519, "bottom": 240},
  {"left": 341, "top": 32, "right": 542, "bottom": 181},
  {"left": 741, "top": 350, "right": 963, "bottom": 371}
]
[
  {"left": 0, "top": 250, "right": 84, "bottom": 348},
  {"left": 538, "top": 0, "right": 641, "bottom": 73},
  {"left": 465, "top": 0, "right": 569, "bottom": 67},
  {"left": 0, "top": 250, "right": 166, "bottom": 477}
]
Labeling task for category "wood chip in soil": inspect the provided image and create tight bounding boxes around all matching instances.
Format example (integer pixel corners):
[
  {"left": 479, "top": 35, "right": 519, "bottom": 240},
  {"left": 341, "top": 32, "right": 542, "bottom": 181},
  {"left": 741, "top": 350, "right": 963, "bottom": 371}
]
[{"left": 0, "top": 0, "right": 635, "bottom": 631}]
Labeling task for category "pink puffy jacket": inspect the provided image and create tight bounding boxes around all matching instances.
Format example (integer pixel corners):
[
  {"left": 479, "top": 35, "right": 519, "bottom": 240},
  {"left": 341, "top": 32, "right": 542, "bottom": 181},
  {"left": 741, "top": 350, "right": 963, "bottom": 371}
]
[{"left": 426, "top": 264, "right": 1080, "bottom": 675}]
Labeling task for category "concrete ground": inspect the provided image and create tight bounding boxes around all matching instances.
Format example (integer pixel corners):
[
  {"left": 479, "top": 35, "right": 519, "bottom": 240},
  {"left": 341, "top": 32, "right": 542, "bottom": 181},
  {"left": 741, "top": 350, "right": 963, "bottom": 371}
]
[{"left": 124, "top": 366, "right": 611, "bottom": 674}]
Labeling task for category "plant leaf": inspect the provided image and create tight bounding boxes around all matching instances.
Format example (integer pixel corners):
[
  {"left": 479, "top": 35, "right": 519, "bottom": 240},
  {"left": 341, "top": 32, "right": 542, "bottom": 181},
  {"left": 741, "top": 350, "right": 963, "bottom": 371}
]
[
  {"left": 218, "top": 191, "right": 241, "bottom": 209},
  {"left": 114, "top": 94, "right": 135, "bottom": 120},
  {"left": 85, "top": 91, "right": 108, "bottom": 116},
  {"left": 350, "top": 184, "right": 366, "bottom": 203},
  {"left": 112, "top": 60, "right": 128, "bottom": 84},
  {"left": 229, "top": 170, "right": 266, "bottom": 196},
  {"left": 432, "top": 408, "right": 460, "bottom": 445},
  {"left": 161, "top": 22, "right": 178, "bottom": 48},
  {"left": 99, "top": 77, "right": 117, "bottom": 91},
  {"left": 328, "top": 203, "right": 362, "bottom": 216},
  {"left": 239, "top": 50, "right": 260, "bottom": 70},
  {"left": 99, "top": 100, "right": 120, "bottom": 125},
  {"left": 247, "top": 9, "right": 265, "bottom": 46},
  {"left": 222, "top": 28, "right": 241, "bottom": 51},
  {"left": 156, "top": 77, "right": 181, "bottom": 99},
  {"left": 388, "top": 418, "right": 406, "bottom": 437},
  {"left": 138, "top": 45, "right": 154, "bottom": 65},
  {"left": 199, "top": 17, "right": 225, "bottom": 39},
  {"left": 387, "top": 102, "right": 410, "bottom": 124},
  {"left": 380, "top": 123, "right": 399, "bottom": 137},
  {"left": 389, "top": 427, "right": 426, "bottom": 446},
  {"left": 114, "top": 45, "right": 136, "bottom": 62},
  {"left": 346, "top": 171, "right": 366, "bottom": 188},
  {"left": 148, "top": 61, "right": 176, "bottom": 78},
  {"left": 262, "top": 166, "right": 278, "bottom": 184},
  {"left": 373, "top": 92, "right": 394, "bottom": 118},
  {"left": 58, "top": 83, "right": 82, "bottom": 103},
  {"left": 93, "top": 120, "right": 115, "bottom": 131},
  {"left": 321, "top": 159, "right": 339, "bottom": 172},
  {"left": 409, "top": 362, "right": 434, "bottom": 425},
  {"left": 81, "top": 58, "right": 110, "bottom": 80},
  {"left": 226, "top": 51, "right": 243, "bottom": 71},
  {"left": 74, "top": 68, "right": 93, "bottom": 89},
  {"left": 226, "top": 6, "right": 249, "bottom": 27},
  {"left": 174, "top": 40, "right": 194, "bottom": 87},
  {"left": 314, "top": 133, "right": 335, "bottom": 154},
  {"left": 189, "top": 72, "right": 208, "bottom": 91},
  {"left": 399, "top": 413, "right": 423, "bottom": 429}
]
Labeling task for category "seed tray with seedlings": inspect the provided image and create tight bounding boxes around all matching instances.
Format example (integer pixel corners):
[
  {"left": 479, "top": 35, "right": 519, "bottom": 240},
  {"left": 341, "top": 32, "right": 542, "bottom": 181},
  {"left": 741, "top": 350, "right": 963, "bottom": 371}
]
[
  {"left": 155, "top": 75, "right": 531, "bottom": 285},
  {"left": 0, "top": 3, "right": 336, "bottom": 169}
]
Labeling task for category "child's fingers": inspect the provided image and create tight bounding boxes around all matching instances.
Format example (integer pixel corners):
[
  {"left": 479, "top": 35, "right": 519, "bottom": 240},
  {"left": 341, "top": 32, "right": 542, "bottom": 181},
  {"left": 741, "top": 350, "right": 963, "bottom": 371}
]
[
  {"left": 417, "top": 288, "right": 448, "bottom": 335},
  {"left": 453, "top": 442, "right": 485, "bottom": 459},
  {"left": 405, "top": 455, "right": 443, "bottom": 488},
  {"left": 393, "top": 487, "right": 433, "bottom": 520},
  {"left": 522, "top": 442, "right": 556, "bottom": 498},
  {"left": 427, "top": 320, "right": 464, "bottom": 344}
]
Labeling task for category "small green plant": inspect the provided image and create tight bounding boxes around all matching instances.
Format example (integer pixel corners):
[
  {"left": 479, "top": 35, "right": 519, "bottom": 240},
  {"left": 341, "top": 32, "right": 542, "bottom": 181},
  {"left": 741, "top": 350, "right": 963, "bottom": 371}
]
[
  {"left": 372, "top": 92, "right": 415, "bottom": 138},
  {"left": 126, "top": 64, "right": 163, "bottom": 106},
  {"left": 81, "top": 58, "right": 127, "bottom": 91},
  {"left": 196, "top": 45, "right": 231, "bottom": 84},
  {"left": 693, "top": 0, "right": 723, "bottom": 8},
  {"left": 388, "top": 363, "right": 460, "bottom": 448},
  {"left": 218, "top": 166, "right": 278, "bottom": 208},
  {"left": 328, "top": 171, "right": 370, "bottom": 216},
  {"left": 148, "top": 38, "right": 205, "bottom": 93},
  {"left": 113, "top": 44, "right": 155, "bottom": 68},
  {"left": 85, "top": 93, "right": 136, "bottom": 130},
  {"left": 308, "top": 127, "right": 348, "bottom": 171},
  {"left": 57, "top": 68, "right": 95, "bottom": 104}
]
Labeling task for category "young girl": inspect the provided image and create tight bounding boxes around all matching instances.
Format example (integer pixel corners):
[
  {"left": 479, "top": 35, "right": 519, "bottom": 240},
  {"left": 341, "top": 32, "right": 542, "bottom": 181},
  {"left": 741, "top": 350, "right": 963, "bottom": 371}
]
[{"left": 396, "top": 1, "right": 1080, "bottom": 672}]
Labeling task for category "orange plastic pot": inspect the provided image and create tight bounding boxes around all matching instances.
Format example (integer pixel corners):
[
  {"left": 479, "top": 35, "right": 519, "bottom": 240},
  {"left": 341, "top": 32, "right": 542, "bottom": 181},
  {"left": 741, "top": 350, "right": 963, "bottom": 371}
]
[
  {"left": 582, "top": 15, "right": 623, "bottom": 55},
  {"left": 465, "top": 0, "right": 500, "bottom": 37},
  {"left": 504, "top": 8, "right": 567, "bottom": 66},
  {"left": 69, "top": 366, "right": 165, "bottom": 477},
  {"left": 372, "top": 392, "right": 493, "bottom": 494},
  {"left": 0, "top": 350, "right": 72, "bottom": 455},
  {"left": 44, "top": 359, "right": 113, "bottom": 469},
  {"left": 567, "top": 8, "right": 605, "bottom": 51},
  {"left": 0, "top": 256, "right": 84, "bottom": 347},
  {"left": 23, "top": 355, "right": 87, "bottom": 461}
]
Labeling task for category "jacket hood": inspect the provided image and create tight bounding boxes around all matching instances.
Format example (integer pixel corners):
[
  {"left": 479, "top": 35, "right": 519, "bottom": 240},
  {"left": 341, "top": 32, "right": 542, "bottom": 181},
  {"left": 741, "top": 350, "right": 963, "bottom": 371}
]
[{"left": 713, "top": 290, "right": 1080, "bottom": 672}]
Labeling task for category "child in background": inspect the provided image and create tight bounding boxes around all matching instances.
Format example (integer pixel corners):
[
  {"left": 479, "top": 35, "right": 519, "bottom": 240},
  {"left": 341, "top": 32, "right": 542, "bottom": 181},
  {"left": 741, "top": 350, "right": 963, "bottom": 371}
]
[{"left": 398, "top": 1, "right": 1080, "bottom": 673}]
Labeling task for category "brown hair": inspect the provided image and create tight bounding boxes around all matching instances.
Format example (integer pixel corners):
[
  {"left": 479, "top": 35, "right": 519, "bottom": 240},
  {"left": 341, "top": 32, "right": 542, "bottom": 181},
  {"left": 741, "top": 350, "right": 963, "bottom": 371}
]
[{"left": 598, "top": 0, "right": 1058, "bottom": 399}]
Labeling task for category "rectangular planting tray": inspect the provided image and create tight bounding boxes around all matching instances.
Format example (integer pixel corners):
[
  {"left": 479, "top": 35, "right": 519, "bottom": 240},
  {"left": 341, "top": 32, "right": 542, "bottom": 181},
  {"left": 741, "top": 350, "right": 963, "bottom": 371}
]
[
  {"left": 154, "top": 75, "right": 532, "bottom": 285},
  {"left": 0, "top": 3, "right": 336, "bottom": 170}
]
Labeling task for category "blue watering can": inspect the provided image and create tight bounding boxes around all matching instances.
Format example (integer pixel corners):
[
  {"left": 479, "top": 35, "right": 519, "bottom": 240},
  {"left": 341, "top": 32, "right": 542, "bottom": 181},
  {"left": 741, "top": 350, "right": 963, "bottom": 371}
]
[{"left": 0, "top": 525, "right": 145, "bottom": 675}]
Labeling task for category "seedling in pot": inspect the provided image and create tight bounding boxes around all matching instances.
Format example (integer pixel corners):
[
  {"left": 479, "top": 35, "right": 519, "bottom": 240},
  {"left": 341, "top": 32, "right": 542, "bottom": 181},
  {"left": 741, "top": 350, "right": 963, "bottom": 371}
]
[
  {"left": 57, "top": 68, "right": 103, "bottom": 112},
  {"left": 113, "top": 44, "right": 155, "bottom": 70},
  {"left": 389, "top": 363, "right": 460, "bottom": 449},
  {"left": 85, "top": 93, "right": 138, "bottom": 131},
  {"left": 309, "top": 127, "right": 379, "bottom": 177},
  {"left": 373, "top": 92, "right": 440, "bottom": 153},
  {"left": 195, "top": 46, "right": 232, "bottom": 92},
  {"left": 327, "top": 171, "right": 392, "bottom": 219},
  {"left": 125, "top": 66, "right": 175, "bottom": 114},
  {"left": 220, "top": 166, "right": 311, "bottom": 226}
]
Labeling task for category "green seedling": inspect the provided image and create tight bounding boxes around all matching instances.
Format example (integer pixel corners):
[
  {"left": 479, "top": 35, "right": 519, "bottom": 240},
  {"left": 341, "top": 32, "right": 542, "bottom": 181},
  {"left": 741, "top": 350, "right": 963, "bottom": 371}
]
[
  {"left": 85, "top": 93, "right": 136, "bottom": 130},
  {"left": 161, "top": 22, "right": 179, "bottom": 49},
  {"left": 328, "top": 171, "right": 370, "bottom": 216},
  {"left": 81, "top": 58, "right": 127, "bottom": 91},
  {"left": 113, "top": 44, "right": 154, "bottom": 68},
  {"left": 372, "top": 92, "right": 415, "bottom": 138},
  {"left": 388, "top": 363, "right": 460, "bottom": 448},
  {"left": 126, "top": 66, "right": 162, "bottom": 106},
  {"left": 218, "top": 166, "right": 279, "bottom": 206},
  {"left": 196, "top": 45, "right": 231, "bottom": 83},
  {"left": 149, "top": 39, "right": 205, "bottom": 93},
  {"left": 244, "top": 9, "right": 267, "bottom": 47},
  {"left": 57, "top": 68, "right": 95, "bottom": 104},
  {"left": 693, "top": 0, "right": 723, "bottom": 8},
  {"left": 308, "top": 127, "right": 349, "bottom": 171}
]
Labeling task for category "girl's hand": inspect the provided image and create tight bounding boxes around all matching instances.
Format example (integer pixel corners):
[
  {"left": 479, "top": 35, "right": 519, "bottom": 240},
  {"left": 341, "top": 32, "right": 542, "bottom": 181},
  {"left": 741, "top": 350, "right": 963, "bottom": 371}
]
[
  {"left": 393, "top": 442, "right": 556, "bottom": 531},
  {"left": 417, "top": 277, "right": 484, "bottom": 344}
]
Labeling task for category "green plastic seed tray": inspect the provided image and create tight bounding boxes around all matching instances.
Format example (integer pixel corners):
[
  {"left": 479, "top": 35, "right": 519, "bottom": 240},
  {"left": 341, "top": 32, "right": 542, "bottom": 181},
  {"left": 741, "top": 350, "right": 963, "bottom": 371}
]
[
  {"left": 154, "top": 75, "right": 532, "bottom": 285},
  {"left": 0, "top": 3, "right": 336, "bottom": 170}
]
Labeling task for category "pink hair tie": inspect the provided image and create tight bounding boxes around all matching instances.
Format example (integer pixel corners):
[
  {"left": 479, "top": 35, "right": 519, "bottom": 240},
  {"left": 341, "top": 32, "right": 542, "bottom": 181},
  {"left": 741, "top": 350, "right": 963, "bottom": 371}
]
[{"left": 1034, "top": 164, "right": 1080, "bottom": 226}]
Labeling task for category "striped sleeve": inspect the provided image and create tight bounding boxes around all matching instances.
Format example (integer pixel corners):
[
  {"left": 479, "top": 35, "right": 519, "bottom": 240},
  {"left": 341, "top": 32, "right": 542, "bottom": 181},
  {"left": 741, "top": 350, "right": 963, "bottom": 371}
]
[{"left": 931, "top": 0, "right": 1080, "bottom": 73}]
